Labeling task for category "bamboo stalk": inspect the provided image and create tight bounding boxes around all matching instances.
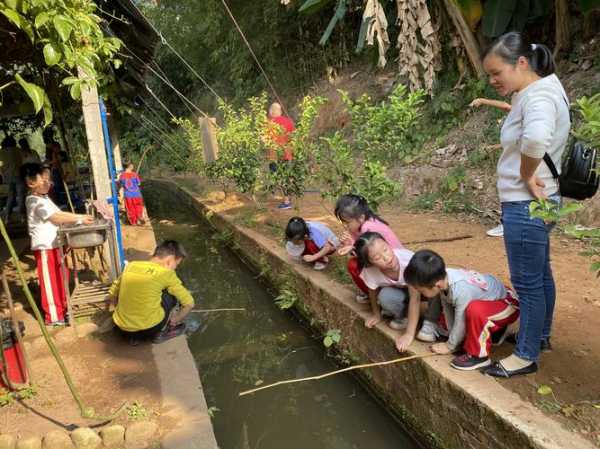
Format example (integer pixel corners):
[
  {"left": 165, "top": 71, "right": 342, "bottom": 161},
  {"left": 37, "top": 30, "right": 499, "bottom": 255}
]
[
  {"left": 239, "top": 353, "right": 437, "bottom": 397},
  {"left": 191, "top": 308, "right": 246, "bottom": 313},
  {"left": 0, "top": 219, "right": 126, "bottom": 420}
]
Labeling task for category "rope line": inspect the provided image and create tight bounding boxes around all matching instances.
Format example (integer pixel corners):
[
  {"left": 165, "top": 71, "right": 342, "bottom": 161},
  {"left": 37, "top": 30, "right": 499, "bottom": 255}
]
[
  {"left": 139, "top": 114, "right": 187, "bottom": 153},
  {"left": 145, "top": 83, "right": 176, "bottom": 120},
  {"left": 128, "top": 1, "right": 223, "bottom": 102},
  {"left": 131, "top": 116, "right": 189, "bottom": 166},
  {"left": 150, "top": 61, "right": 196, "bottom": 115},
  {"left": 218, "top": 0, "right": 288, "bottom": 116},
  {"left": 121, "top": 45, "right": 210, "bottom": 118}
]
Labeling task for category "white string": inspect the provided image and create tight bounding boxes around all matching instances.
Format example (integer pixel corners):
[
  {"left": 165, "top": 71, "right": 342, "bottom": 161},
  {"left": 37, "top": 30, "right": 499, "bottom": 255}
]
[{"left": 128, "top": 1, "right": 223, "bottom": 103}]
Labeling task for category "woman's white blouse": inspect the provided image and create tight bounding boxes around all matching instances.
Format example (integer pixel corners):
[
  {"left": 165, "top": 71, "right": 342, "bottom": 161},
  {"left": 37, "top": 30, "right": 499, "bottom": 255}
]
[{"left": 497, "top": 74, "right": 571, "bottom": 202}]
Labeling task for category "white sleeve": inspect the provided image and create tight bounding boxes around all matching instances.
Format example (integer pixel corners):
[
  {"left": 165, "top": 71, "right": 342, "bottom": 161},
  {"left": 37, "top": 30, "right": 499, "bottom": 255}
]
[{"left": 520, "top": 94, "right": 558, "bottom": 159}]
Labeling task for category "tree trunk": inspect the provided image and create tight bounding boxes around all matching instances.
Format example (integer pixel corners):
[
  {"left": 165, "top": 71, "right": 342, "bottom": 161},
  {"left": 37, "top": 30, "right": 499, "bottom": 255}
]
[
  {"left": 554, "top": 0, "right": 570, "bottom": 58},
  {"left": 442, "top": 0, "right": 485, "bottom": 79}
]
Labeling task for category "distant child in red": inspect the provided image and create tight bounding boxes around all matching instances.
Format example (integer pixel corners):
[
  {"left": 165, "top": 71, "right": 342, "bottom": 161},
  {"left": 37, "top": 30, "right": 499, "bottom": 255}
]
[{"left": 119, "top": 162, "right": 145, "bottom": 226}]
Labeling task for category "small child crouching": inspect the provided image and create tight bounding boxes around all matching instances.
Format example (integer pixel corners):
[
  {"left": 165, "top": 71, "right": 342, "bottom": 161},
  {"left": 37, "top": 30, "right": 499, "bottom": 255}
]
[
  {"left": 285, "top": 217, "right": 339, "bottom": 271},
  {"left": 354, "top": 233, "right": 441, "bottom": 351},
  {"left": 404, "top": 249, "right": 519, "bottom": 371}
]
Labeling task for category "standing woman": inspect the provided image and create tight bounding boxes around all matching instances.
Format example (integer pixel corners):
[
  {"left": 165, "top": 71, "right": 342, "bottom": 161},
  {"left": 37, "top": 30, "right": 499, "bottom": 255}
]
[{"left": 480, "top": 32, "right": 570, "bottom": 377}]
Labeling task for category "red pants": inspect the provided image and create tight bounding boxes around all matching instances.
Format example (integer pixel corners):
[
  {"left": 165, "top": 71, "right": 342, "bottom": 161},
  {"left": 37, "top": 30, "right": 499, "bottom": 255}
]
[
  {"left": 347, "top": 257, "right": 369, "bottom": 294},
  {"left": 463, "top": 294, "right": 519, "bottom": 358},
  {"left": 34, "top": 248, "right": 69, "bottom": 324},
  {"left": 303, "top": 239, "right": 335, "bottom": 263},
  {"left": 125, "top": 197, "right": 145, "bottom": 225}
]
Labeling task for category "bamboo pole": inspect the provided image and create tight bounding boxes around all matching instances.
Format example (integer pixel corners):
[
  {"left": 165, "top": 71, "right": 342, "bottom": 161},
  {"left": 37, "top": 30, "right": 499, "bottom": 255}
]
[
  {"left": 191, "top": 308, "right": 246, "bottom": 313},
  {"left": 239, "top": 353, "right": 437, "bottom": 396},
  {"left": 0, "top": 219, "right": 126, "bottom": 420}
]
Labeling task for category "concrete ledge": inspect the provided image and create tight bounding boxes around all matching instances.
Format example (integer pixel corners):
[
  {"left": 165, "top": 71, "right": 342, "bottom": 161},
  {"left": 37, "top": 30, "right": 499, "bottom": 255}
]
[
  {"left": 122, "top": 217, "right": 218, "bottom": 449},
  {"left": 152, "top": 179, "right": 595, "bottom": 449}
]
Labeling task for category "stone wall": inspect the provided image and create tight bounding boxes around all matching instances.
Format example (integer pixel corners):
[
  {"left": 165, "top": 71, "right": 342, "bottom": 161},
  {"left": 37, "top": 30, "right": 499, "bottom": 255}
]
[{"left": 0, "top": 421, "right": 158, "bottom": 449}]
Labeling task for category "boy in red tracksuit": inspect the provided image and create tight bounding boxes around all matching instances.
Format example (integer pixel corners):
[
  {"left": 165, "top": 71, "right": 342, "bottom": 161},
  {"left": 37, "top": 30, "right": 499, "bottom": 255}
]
[
  {"left": 23, "top": 163, "right": 94, "bottom": 325},
  {"left": 404, "top": 249, "right": 519, "bottom": 371},
  {"left": 118, "top": 162, "right": 145, "bottom": 226}
]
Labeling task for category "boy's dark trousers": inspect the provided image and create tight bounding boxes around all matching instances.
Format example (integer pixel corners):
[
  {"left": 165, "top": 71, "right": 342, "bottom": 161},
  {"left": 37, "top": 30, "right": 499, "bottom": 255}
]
[{"left": 117, "top": 291, "right": 178, "bottom": 340}]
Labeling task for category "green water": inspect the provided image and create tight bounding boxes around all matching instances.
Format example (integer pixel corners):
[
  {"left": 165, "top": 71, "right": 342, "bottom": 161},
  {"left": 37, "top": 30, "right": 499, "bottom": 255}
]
[{"left": 146, "top": 189, "right": 420, "bottom": 449}]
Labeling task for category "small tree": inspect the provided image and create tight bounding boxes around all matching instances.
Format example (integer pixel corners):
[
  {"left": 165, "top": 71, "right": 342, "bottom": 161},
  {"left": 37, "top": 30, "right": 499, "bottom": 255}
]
[
  {"left": 316, "top": 131, "right": 401, "bottom": 211},
  {"left": 209, "top": 94, "right": 268, "bottom": 194},
  {"left": 339, "top": 84, "right": 425, "bottom": 162}
]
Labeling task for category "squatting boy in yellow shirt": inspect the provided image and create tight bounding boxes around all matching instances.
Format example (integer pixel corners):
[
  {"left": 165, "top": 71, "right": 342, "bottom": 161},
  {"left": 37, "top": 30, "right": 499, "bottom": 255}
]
[{"left": 109, "top": 240, "right": 194, "bottom": 345}]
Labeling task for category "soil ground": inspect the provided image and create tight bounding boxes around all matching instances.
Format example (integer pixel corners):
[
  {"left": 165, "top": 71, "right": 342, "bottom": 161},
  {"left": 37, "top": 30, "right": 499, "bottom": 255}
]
[
  {"left": 174, "top": 174, "right": 600, "bottom": 446},
  {"left": 0, "top": 221, "right": 168, "bottom": 437}
]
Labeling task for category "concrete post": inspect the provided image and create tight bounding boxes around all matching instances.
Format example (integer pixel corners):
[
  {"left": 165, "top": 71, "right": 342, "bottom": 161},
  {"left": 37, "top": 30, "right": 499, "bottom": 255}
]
[
  {"left": 78, "top": 68, "right": 112, "bottom": 203},
  {"left": 198, "top": 116, "right": 219, "bottom": 163},
  {"left": 107, "top": 106, "right": 123, "bottom": 172}
]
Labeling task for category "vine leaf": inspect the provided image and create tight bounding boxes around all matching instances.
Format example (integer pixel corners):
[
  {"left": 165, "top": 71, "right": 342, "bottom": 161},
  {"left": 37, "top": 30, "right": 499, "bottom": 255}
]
[
  {"left": 34, "top": 11, "right": 50, "bottom": 28},
  {"left": 53, "top": 14, "right": 73, "bottom": 41},
  {"left": 0, "top": 8, "right": 33, "bottom": 41},
  {"left": 15, "top": 74, "right": 44, "bottom": 113},
  {"left": 43, "top": 43, "right": 61, "bottom": 66}
]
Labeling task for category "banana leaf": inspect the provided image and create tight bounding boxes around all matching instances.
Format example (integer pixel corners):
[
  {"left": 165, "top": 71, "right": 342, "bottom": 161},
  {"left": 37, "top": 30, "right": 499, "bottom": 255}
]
[
  {"left": 579, "top": 0, "right": 600, "bottom": 13},
  {"left": 529, "top": 0, "right": 553, "bottom": 18},
  {"left": 319, "top": 0, "right": 347, "bottom": 46},
  {"left": 355, "top": 13, "right": 370, "bottom": 53},
  {"left": 299, "top": 0, "right": 335, "bottom": 15},
  {"left": 454, "top": 0, "right": 483, "bottom": 31},
  {"left": 482, "top": 0, "right": 518, "bottom": 37},
  {"left": 508, "top": 0, "right": 529, "bottom": 31}
]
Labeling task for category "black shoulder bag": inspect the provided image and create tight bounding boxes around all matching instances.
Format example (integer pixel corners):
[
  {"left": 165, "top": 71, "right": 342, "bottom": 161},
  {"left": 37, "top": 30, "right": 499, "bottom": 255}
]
[{"left": 543, "top": 98, "right": 599, "bottom": 200}]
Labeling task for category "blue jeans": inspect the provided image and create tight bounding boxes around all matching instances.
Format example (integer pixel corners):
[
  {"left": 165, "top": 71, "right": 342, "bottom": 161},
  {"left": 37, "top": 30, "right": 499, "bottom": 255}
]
[{"left": 502, "top": 195, "right": 560, "bottom": 362}]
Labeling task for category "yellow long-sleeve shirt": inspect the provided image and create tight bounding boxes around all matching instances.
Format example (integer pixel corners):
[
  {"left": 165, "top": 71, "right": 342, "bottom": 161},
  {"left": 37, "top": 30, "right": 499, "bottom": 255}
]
[{"left": 110, "top": 260, "right": 194, "bottom": 332}]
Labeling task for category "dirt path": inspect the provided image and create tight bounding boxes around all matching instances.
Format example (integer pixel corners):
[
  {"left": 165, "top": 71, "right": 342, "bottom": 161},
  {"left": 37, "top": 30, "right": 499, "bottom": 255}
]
[
  {"left": 0, "top": 224, "right": 165, "bottom": 437},
  {"left": 185, "top": 177, "right": 600, "bottom": 444}
]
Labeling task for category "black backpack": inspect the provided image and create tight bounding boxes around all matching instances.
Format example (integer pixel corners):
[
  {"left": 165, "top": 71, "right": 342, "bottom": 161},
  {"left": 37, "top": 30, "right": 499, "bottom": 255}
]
[
  {"left": 544, "top": 142, "right": 599, "bottom": 200},
  {"left": 543, "top": 96, "right": 599, "bottom": 200}
]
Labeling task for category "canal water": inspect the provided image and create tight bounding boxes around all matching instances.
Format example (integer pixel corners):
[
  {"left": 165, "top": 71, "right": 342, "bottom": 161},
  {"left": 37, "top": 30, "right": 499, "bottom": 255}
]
[{"left": 146, "top": 189, "right": 420, "bottom": 449}]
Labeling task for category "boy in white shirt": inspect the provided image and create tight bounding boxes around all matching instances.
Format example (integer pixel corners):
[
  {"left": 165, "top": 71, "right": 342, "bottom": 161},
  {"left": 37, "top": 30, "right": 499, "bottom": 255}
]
[
  {"left": 404, "top": 249, "right": 519, "bottom": 371},
  {"left": 22, "top": 163, "right": 93, "bottom": 325}
]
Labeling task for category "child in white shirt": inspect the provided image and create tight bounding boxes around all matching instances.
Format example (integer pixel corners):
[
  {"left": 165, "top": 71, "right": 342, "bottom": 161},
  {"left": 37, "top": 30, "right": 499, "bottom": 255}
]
[{"left": 22, "top": 163, "right": 93, "bottom": 325}]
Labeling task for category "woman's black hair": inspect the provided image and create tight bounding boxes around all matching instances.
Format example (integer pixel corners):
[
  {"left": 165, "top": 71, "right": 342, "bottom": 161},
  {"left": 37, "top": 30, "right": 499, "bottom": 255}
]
[
  {"left": 285, "top": 216, "right": 309, "bottom": 241},
  {"left": 483, "top": 31, "right": 555, "bottom": 78},
  {"left": 334, "top": 194, "right": 388, "bottom": 225},
  {"left": 404, "top": 249, "right": 447, "bottom": 288},
  {"left": 354, "top": 231, "right": 386, "bottom": 270}
]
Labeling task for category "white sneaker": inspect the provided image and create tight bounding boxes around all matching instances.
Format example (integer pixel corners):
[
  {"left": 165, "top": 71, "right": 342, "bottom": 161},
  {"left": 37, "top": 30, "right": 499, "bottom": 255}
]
[
  {"left": 486, "top": 224, "right": 504, "bottom": 237},
  {"left": 355, "top": 291, "right": 369, "bottom": 304},
  {"left": 417, "top": 320, "right": 439, "bottom": 342},
  {"left": 389, "top": 317, "right": 409, "bottom": 330},
  {"left": 313, "top": 261, "right": 327, "bottom": 271}
]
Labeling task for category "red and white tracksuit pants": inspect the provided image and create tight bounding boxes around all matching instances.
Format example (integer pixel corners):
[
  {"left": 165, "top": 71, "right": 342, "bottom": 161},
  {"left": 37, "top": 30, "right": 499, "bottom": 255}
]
[
  {"left": 34, "top": 248, "right": 69, "bottom": 324},
  {"left": 463, "top": 293, "right": 519, "bottom": 358},
  {"left": 124, "top": 197, "right": 145, "bottom": 225},
  {"left": 302, "top": 239, "right": 336, "bottom": 263},
  {"left": 347, "top": 257, "right": 369, "bottom": 294}
]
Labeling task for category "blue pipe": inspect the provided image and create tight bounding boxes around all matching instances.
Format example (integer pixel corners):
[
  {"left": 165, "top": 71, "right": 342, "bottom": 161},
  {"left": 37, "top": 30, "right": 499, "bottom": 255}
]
[{"left": 99, "top": 98, "right": 126, "bottom": 271}]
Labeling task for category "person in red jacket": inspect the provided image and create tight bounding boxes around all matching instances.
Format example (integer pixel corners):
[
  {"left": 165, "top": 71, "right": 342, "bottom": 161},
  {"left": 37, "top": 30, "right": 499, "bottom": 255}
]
[{"left": 267, "top": 102, "right": 295, "bottom": 210}]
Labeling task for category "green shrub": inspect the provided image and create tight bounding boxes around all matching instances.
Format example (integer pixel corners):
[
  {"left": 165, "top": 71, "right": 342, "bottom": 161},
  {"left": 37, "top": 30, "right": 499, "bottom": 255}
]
[
  {"left": 315, "top": 131, "right": 401, "bottom": 211},
  {"left": 340, "top": 84, "right": 425, "bottom": 162},
  {"left": 573, "top": 93, "right": 600, "bottom": 148},
  {"left": 204, "top": 95, "right": 269, "bottom": 193}
]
